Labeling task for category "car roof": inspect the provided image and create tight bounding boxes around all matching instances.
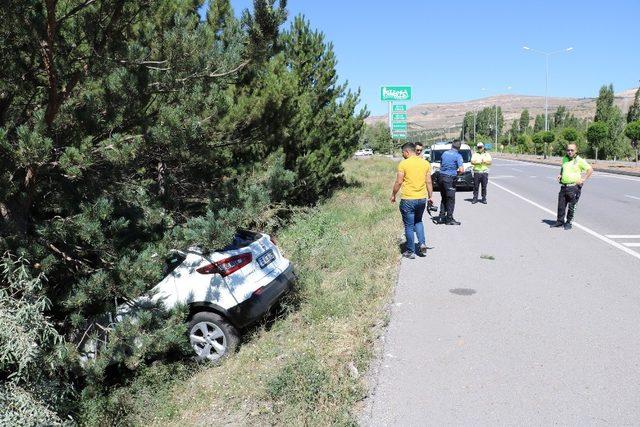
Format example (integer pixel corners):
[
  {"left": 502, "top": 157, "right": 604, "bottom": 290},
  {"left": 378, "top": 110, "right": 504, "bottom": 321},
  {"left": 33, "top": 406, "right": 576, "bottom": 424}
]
[{"left": 430, "top": 143, "right": 471, "bottom": 150}]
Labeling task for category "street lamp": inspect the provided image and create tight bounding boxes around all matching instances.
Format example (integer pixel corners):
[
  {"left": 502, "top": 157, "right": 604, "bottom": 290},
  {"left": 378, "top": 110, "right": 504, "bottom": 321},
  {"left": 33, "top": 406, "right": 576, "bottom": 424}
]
[{"left": 523, "top": 45, "right": 573, "bottom": 132}]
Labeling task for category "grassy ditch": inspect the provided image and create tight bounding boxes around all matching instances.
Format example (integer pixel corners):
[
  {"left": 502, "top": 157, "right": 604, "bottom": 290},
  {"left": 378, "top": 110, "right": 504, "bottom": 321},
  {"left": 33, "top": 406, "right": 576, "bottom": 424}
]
[{"left": 112, "top": 157, "right": 401, "bottom": 425}]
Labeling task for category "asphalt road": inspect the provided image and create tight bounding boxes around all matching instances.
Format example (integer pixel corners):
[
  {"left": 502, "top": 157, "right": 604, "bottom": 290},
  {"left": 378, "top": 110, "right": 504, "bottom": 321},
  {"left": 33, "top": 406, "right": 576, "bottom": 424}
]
[{"left": 363, "top": 158, "right": 640, "bottom": 425}]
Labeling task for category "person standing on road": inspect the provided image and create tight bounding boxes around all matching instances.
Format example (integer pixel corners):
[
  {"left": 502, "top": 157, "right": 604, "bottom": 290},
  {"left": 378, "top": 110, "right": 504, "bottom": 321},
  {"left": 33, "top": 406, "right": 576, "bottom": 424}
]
[
  {"left": 391, "top": 142, "right": 434, "bottom": 258},
  {"left": 551, "top": 143, "right": 593, "bottom": 230},
  {"left": 471, "top": 142, "right": 492, "bottom": 204},
  {"left": 438, "top": 140, "right": 464, "bottom": 225}
]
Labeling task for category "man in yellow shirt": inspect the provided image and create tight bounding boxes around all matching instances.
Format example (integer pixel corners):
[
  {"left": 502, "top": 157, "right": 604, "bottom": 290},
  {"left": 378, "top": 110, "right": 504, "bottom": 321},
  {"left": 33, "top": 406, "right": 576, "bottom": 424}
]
[
  {"left": 470, "top": 142, "right": 492, "bottom": 204},
  {"left": 391, "top": 142, "right": 433, "bottom": 258},
  {"left": 550, "top": 143, "right": 593, "bottom": 230}
]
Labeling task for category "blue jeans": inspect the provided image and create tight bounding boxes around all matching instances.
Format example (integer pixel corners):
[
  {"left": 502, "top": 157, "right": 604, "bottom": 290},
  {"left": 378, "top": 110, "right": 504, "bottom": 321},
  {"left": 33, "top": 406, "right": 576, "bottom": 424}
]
[{"left": 399, "top": 198, "right": 426, "bottom": 254}]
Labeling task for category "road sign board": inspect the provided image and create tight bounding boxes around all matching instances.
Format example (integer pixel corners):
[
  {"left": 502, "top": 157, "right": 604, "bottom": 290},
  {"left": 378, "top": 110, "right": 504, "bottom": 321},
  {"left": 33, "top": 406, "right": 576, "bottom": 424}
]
[
  {"left": 381, "top": 86, "right": 412, "bottom": 101},
  {"left": 484, "top": 143, "right": 493, "bottom": 150},
  {"left": 393, "top": 104, "right": 407, "bottom": 112},
  {"left": 392, "top": 122, "right": 407, "bottom": 131},
  {"left": 392, "top": 132, "right": 407, "bottom": 139},
  {"left": 392, "top": 113, "right": 407, "bottom": 121}
]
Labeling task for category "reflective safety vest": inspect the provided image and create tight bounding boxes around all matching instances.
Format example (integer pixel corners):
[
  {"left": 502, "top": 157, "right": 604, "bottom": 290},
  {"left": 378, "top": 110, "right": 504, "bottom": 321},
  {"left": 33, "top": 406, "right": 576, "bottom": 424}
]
[
  {"left": 561, "top": 155, "right": 590, "bottom": 184},
  {"left": 471, "top": 152, "right": 492, "bottom": 172}
]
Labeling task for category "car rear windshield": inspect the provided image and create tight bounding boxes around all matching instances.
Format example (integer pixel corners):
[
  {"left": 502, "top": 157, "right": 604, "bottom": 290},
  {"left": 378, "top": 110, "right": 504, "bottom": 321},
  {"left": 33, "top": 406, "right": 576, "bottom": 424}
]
[
  {"left": 431, "top": 149, "right": 472, "bottom": 163},
  {"left": 225, "top": 229, "right": 263, "bottom": 249},
  {"left": 163, "top": 253, "right": 186, "bottom": 277}
]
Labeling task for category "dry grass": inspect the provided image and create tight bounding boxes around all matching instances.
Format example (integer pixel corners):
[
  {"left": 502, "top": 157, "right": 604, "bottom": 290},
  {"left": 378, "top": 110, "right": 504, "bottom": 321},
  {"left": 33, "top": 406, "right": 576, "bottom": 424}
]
[{"left": 132, "top": 157, "right": 400, "bottom": 426}]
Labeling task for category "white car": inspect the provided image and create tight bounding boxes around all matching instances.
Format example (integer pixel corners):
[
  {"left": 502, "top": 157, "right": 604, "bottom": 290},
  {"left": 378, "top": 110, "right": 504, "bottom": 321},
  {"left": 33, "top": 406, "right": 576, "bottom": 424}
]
[
  {"left": 81, "top": 230, "right": 295, "bottom": 363},
  {"left": 429, "top": 142, "right": 474, "bottom": 191},
  {"left": 354, "top": 148, "right": 373, "bottom": 156}
]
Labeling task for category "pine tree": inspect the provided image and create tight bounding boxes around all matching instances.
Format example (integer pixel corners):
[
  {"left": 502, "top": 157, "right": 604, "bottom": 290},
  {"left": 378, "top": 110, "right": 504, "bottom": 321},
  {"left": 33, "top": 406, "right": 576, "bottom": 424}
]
[
  {"left": 534, "top": 114, "right": 545, "bottom": 132},
  {"left": 519, "top": 109, "right": 530, "bottom": 134},
  {"left": 280, "top": 15, "right": 367, "bottom": 204},
  {"left": 593, "top": 84, "right": 629, "bottom": 159},
  {"left": 628, "top": 87, "right": 640, "bottom": 123}
]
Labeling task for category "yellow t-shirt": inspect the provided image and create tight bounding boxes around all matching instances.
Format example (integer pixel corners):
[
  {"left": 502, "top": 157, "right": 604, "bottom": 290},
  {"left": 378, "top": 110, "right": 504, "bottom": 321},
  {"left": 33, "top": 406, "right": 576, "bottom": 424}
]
[{"left": 397, "top": 156, "right": 431, "bottom": 199}]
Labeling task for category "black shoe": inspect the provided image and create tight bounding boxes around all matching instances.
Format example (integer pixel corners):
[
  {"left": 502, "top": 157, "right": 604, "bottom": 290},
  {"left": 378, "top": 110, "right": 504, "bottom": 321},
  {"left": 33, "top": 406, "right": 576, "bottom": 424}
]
[
  {"left": 471, "top": 199, "right": 478, "bottom": 204},
  {"left": 550, "top": 221, "right": 564, "bottom": 228},
  {"left": 402, "top": 251, "right": 415, "bottom": 259},
  {"left": 418, "top": 244, "right": 427, "bottom": 257},
  {"left": 564, "top": 222, "right": 573, "bottom": 230},
  {"left": 446, "top": 218, "right": 461, "bottom": 225},
  {"left": 480, "top": 199, "right": 487, "bottom": 204}
]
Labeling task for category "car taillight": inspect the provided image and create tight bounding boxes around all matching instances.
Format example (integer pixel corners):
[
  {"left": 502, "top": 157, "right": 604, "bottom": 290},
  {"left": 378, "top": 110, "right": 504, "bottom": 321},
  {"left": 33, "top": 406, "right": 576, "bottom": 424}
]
[
  {"left": 269, "top": 235, "right": 277, "bottom": 245},
  {"left": 196, "top": 253, "right": 252, "bottom": 277}
]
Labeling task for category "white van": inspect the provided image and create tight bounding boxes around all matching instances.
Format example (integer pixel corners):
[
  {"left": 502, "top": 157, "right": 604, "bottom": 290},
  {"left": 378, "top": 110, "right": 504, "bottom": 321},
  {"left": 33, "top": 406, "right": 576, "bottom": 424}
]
[{"left": 429, "top": 142, "right": 474, "bottom": 191}]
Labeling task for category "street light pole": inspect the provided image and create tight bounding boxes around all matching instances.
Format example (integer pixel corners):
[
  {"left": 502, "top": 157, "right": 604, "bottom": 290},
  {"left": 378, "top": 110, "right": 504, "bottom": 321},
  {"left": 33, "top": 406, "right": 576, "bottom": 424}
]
[{"left": 523, "top": 45, "right": 573, "bottom": 132}]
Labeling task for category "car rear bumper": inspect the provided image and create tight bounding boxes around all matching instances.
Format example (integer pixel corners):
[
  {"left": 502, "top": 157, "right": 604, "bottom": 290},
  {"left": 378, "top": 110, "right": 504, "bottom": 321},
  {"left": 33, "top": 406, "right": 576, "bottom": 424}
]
[
  {"left": 227, "top": 264, "right": 296, "bottom": 328},
  {"left": 432, "top": 171, "right": 474, "bottom": 190}
]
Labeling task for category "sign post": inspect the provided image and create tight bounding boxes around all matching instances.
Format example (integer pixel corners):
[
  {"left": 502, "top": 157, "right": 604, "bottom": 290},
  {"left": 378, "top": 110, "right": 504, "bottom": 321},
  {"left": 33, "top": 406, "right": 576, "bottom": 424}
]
[{"left": 381, "top": 86, "right": 412, "bottom": 141}]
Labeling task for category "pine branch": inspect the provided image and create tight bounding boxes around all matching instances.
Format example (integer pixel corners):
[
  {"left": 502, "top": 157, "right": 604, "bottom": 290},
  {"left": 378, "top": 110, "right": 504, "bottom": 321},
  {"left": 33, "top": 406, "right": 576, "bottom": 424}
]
[{"left": 57, "top": 0, "right": 97, "bottom": 24}]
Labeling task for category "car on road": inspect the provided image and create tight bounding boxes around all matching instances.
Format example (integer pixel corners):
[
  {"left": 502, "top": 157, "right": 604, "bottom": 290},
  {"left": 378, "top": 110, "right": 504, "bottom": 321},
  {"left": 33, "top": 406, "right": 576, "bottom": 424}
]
[
  {"left": 354, "top": 148, "right": 374, "bottom": 156},
  {"left": 81, "top": 230, "right": 295, "bottom": 363},
  {"left": 429, "top": 142, "right": 474, "bottom": 191}
]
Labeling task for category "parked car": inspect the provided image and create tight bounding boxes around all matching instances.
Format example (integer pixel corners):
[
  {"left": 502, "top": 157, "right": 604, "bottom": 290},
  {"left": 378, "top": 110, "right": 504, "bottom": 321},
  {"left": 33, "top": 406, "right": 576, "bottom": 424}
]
[
  {"left": 354, "top": 148, "right": 374, "bottom": 156},
  {"left": 80, "top": 230, "right": 295, "bottom": 363},
  {"left": 429, "top": 142, "right": 474, "bottom": 191}
]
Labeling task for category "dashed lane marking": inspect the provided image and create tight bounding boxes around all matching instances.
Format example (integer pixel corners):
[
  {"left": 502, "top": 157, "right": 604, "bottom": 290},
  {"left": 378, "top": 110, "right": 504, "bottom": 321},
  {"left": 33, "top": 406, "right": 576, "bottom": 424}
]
[
  {"left": 605, "top": 235, "right": 640, "bottom": 239},
  {"left": 490, "top": 181, "right": 640, "bottom": 261},
  {"left": 625, "top": 195, "right": 640, "bottom": 201},
  {"left": 623, "top": 243, "right": 640, "bottom": 247}
]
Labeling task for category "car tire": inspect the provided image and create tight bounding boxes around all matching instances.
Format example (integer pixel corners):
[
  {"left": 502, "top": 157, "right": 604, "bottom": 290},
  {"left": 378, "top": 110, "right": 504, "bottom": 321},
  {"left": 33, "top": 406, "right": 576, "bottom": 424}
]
[{"left": 188, "top": 311, "right": 239, "bottom": 363}]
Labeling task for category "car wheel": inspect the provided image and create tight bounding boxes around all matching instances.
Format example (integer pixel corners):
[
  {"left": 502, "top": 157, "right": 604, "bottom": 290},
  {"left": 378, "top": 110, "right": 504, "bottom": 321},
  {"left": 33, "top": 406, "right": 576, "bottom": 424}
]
[{"left": 188, "top": 311, "right": 239, "bottom": 362}]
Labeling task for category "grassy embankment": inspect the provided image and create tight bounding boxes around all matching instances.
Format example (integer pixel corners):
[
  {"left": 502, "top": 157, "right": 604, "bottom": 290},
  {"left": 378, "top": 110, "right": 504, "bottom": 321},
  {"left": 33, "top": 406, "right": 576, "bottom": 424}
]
[{"left": 112, "top": 157, "right": 401, "bottom": 425}]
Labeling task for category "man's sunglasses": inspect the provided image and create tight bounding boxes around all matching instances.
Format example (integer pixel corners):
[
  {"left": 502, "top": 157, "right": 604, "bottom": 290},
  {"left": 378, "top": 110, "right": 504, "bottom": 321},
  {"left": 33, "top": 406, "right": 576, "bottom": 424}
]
[{"left": 566, "top": 149, "right": 575, "bottom": 152}]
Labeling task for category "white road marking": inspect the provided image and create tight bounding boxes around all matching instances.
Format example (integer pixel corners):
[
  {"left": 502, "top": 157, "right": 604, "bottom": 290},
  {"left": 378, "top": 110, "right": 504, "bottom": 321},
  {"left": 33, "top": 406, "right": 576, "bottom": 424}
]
[
  {"left": 625, "top": 195, "right": 640, "bottom": 200},
  {"left": 510, "top": 168, "right": 524, "bottom": 172},
  {"left": 605, "top": 235, "right": 640, "bottom": 239},
  {"left": 530, "top": 176, "right": 537, "bottom": 178},
  {"left": 490, "top": 181, "right": 640, "bottom": 261},
  {"left": 490, "top": 175, "right": 515, "bottom": 179},
  {"left": 623, "top": 243, "right": 640, "bottom": 247}
]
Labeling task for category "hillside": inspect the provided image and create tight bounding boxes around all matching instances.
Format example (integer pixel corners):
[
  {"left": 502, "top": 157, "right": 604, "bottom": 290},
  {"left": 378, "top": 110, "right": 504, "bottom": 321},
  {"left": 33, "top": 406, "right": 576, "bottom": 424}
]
[{"left": 366, "top": 88, "right": 638, "bottom": 131}]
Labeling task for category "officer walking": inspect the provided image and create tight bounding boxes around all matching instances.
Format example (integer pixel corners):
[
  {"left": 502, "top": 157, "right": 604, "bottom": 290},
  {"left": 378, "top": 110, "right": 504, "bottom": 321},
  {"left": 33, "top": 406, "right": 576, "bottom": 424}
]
[
  {"left": 437, "top": 140, "right": 464, "bottom": 225},
  {"left": 551, "top": 143, "right": 593, "bottom": 230},
  {"left": 471, "top": 142, "right": 492, "bottom": 204}
]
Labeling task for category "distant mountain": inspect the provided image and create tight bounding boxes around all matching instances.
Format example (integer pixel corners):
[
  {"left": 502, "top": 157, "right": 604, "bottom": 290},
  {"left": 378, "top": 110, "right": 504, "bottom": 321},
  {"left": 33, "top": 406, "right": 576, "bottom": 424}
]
[{"left": 366, "top": 88, "right": 638, "bottom": 132}]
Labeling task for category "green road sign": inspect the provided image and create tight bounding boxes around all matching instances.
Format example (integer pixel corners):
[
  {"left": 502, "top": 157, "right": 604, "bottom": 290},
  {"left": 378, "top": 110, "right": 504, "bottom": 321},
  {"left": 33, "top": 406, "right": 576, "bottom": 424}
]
[
  {"left": 392, "top": 132, "right": 407, "bottom": 139},
  {"left": 392, "top": 122, "right": 407, "bottom": 131},
  {"left": 381, "top": 86, "right": 412, "bottom": 101},
  {"left": 392, "top": 104, "right": 407, "bottom": 112},
  {"left": 392, "top": 113, "right": 407, "bottom": 121}
]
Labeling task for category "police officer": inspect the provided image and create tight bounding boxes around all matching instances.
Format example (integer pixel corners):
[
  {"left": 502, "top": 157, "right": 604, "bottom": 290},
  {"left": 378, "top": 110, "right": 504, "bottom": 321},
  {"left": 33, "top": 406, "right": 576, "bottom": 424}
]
[
  {"left": 551, "top": 143, "right": 593, "bottom": 230},
  {"left": 471, "top": 142, "right": 492, "bottom": 204},
  {"left": 437, "top": 139, "right": 464, "bottom": 225}
]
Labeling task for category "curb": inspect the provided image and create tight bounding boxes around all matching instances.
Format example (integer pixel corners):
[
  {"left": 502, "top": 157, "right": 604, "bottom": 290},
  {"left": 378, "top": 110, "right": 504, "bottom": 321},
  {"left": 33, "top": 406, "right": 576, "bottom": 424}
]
[{"left": 495, "top": 155, "right": 640, "bottom": 178}]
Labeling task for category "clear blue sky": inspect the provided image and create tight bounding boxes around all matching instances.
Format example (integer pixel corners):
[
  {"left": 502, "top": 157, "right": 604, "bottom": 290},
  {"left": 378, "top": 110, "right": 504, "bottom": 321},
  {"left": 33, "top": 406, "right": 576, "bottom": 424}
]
[{"left": 204, "top": 0, "right": 640, "bottom": 116}]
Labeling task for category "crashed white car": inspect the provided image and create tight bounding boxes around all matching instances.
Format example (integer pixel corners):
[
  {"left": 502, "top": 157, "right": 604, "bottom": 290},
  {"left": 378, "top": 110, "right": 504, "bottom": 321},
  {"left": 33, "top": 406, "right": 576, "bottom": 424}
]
[{"left": 82, "top": 230, "right": 295, "bottom": 362}]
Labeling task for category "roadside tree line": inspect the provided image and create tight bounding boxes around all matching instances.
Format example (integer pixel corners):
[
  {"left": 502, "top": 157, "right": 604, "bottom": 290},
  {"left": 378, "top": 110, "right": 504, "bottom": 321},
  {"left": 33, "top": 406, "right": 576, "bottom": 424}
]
[
  {"left": 0, "top": 0, "right": 366, "bottom": 423},
  {"left": 465, "top": 84, "right": 640, "bottom": 161}
]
